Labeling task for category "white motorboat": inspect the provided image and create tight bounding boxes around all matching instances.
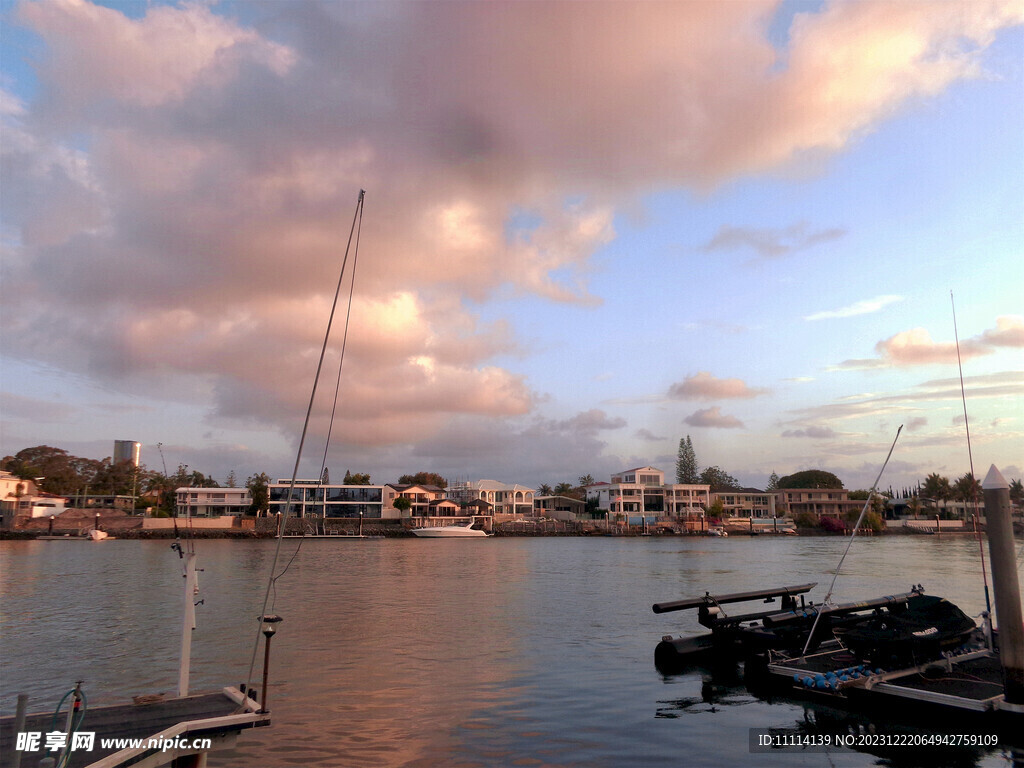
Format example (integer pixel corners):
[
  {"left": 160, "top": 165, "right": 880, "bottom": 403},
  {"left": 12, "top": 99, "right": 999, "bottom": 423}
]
[{"left": 411, "top": 521, "right": 489, "bottom": 538}]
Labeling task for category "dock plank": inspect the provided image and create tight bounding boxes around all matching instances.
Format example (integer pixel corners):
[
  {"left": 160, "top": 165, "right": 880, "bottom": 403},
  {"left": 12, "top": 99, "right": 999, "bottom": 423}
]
[{"left": 0, "top": 689, "right": 266, "bottom": 768}]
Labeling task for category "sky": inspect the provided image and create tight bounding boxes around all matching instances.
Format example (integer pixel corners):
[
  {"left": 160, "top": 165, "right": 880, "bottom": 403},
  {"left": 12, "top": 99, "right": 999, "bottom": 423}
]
[{"left": 1, "top": 0, "right": 1022, "bottom": 493}]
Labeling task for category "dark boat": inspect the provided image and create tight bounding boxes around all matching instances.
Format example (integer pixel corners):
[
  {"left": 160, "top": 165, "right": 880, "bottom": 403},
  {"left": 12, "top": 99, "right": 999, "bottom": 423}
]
[{"left": 830, "top": 593, "right": 977, "bottom": 668}]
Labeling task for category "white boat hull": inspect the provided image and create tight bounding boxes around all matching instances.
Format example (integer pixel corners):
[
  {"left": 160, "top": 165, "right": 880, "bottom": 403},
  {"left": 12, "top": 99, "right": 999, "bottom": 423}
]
[{"left": 411, "top": 523, "right": 489, "bottom": 538}]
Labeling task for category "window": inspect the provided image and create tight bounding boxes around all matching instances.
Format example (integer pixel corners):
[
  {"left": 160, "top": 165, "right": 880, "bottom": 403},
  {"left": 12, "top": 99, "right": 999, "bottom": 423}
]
[{"left": 270, "top": 487, "right": 303, "bottom": 502}]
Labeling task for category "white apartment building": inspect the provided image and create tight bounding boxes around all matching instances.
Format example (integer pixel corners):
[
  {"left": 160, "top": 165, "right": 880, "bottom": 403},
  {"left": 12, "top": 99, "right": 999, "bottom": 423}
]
[
  {"left": 176, "top": 487, "right": 252, "bottom": 517},
  {"left": 0, "top": 471, "right": 36, "bottom": 520},
  {"left": 586, "top": 467, "right": 710, "bottom": 522},
  {"left": 0, "top": 472, "right": 70, "bottom": 525}
]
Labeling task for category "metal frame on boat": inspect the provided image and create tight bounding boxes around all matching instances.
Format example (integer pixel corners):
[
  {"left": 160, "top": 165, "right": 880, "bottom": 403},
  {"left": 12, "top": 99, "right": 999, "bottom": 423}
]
[{"left": 652, "top": 464, "right": 1024, "bottom": 736}]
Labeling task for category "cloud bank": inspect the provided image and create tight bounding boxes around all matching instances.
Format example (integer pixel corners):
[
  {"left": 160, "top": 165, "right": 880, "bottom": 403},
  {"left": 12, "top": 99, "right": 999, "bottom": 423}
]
[
  {"left": 702, "top": 222, "right": 846, "bottom": 261},
  {"left": 3, "top": 0, "right": 1021, "bottom": 471}
]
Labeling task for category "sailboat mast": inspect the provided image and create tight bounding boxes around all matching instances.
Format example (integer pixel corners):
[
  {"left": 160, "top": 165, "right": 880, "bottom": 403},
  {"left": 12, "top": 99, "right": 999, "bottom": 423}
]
[
  {"left": 951, "top": 291, "right": 991, "bottom": 617},
  {"left": 178, "top": 550, "right": 198, "bottom": 697}
]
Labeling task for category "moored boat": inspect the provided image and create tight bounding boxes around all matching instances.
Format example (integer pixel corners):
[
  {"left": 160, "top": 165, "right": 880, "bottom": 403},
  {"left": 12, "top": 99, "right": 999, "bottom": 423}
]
[
  {"left": 412, "top": 520, "right": 489, "bottom": 538},
  {"left": 831, "top": 593, "right": 977, "bottom": 667}
]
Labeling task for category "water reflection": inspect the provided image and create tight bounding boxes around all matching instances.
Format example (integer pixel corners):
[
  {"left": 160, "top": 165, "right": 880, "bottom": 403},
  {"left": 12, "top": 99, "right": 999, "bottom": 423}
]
[
  {"left": 216, "top": 539, "right": 534, "bottom": 767},
  {"left": 2, "top": 535, "right": 1021, "bottom": 767}
]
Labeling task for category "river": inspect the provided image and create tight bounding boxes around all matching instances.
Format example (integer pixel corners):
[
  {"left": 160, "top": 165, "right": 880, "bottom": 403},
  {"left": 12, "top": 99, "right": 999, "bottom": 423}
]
[{"left": 2, "top": 535, "right": 1021, "bottom": 767}]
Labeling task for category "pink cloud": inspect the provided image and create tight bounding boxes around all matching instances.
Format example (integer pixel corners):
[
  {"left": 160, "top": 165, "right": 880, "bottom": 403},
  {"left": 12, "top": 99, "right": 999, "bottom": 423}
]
[
  {"left": 684, "top": 407, "right": 745, "bottom": 429},
  {"left": 668, "top": 372, "right": 768, "bottom": 400},
  {"left": 878, "top": 328, "right": 973, "bottom": 365},
  {"left": 981, "top": 315, "right": 1024, "bottom": 347},
  {"left": 833, "top": 319, "right": 1017, "bottom": 370},
  {"left": 17, "top": 0, "right": 294, "bottom": 111}
]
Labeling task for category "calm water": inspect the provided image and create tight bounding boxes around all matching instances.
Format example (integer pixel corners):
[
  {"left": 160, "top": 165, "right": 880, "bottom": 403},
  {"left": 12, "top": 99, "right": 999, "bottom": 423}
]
[{"left": 2, "top": 535, "right": 1022, "bottom": 767}]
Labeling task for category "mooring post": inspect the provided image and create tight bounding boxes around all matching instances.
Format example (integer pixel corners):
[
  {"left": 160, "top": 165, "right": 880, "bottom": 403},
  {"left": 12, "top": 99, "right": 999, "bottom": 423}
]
[
  {"left": 12, "top": 693, "right": 28, "bottom": 768},
  {"left": 982, "top": 464, "right": 1024, "bottom": 707}
]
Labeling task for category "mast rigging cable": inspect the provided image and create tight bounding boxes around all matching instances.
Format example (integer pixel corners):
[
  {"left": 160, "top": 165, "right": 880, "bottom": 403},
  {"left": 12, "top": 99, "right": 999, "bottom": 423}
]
[{"left": 242, "top": 190, "right": 366, "bottom": 697}]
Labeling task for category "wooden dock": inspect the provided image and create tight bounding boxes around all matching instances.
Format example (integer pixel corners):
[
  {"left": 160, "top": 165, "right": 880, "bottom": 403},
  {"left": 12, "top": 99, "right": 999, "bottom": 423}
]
[
  {"left": 767, "top": 643, "right": 1007, "bottom": 710},
  {"left": 0, "top": 686, "right": 268, "bottom": 768}
]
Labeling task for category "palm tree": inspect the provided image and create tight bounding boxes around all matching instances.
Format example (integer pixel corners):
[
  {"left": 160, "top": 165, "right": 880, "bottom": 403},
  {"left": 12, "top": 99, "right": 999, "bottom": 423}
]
[
  {"left": 953, "top": 473, "right": 982, "bottom": 503},
  {"left": 906, "top": 494, "right": 923, "bottom": 519},
  {"left": 1009, "top": 478, "right": 1023, "bottom": 509},
  {"left": 553, "top": 482, "right": 574, "bottom": 497},
  {"left": 537, "top": 483, "right": 553, "bottom": 497},
  {"left": 921, "top": 473, "right": 952, "bottom": 512}
]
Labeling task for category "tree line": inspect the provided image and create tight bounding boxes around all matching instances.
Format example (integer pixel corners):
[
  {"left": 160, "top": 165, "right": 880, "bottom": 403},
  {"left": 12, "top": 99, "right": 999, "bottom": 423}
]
[
  {"left": 7, "top": 443, "right": 1021, "bottom": 520},
  {"left": 676, "top": 434, "right": 1024, "bottom": 507},
  {"left": 2, "top": 445, "right": 264, "bottom": 517}
]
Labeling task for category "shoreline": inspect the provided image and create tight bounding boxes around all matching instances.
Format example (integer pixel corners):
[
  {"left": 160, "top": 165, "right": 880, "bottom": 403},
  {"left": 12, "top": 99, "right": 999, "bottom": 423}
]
[{"left": 0, "top": 527, "right": 995, "bottom": 541}]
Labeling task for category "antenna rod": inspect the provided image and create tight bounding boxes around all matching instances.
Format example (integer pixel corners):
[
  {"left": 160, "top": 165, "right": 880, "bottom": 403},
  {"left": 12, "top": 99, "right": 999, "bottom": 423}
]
[
  {"left": 801, "top": 424, "right": 903, "bottom": 656},
  {"left": 951, "top": 291, "right": 991, "bottom": 617}
]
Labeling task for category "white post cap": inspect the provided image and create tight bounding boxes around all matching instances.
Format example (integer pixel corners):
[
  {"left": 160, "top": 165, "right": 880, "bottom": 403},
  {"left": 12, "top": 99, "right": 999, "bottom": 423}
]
[{"left": 982, "top": 464, "right": 1008, "bottom": 491}]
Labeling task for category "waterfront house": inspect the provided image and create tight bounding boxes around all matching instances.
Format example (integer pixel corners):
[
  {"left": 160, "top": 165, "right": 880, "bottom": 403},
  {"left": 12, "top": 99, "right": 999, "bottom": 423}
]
[
  {"left": 384, "top": 483, "right": 447, "bottom": 518},
  {"left": 712, "top": 488, "right": 776, "bottom": 519},
  {"left": 384, "top": 483, "right": 492, "bottom": 527},
  {"left": 267, "top": 478, "right": 385, "bottom": 519},
  {"left": 534, "top": 494, "right": 587, "bottom": 521},
  {"left": 774, "top": 488, "right": 862, "bottom": 521},
  {"left": 447, "top": 479, "right": 535, "bottom": 518},
  {"left": 0, "top": 473, "right": 74, "bottom": 528},
  {"left": 1, "top": 471, "right": 37, "bottom": 528},
  {"left": 175, "top": 486, "right": 252, "bottom": 517},
  {"left": 585, "top": 467, "right": 710, "bottom": 527}
]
